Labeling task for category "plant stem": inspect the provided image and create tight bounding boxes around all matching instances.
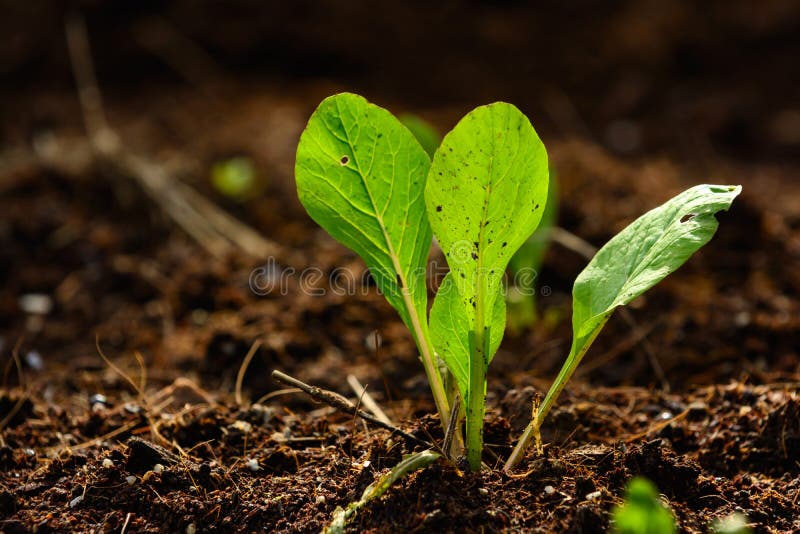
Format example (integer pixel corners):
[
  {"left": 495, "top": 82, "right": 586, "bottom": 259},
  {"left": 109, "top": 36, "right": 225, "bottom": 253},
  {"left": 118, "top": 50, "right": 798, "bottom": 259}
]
[
  {"left": 466, "top": 290, "right": 489, "bottom": 471},
  {"left": 466, "top": 339, "right": 485, "bottom": 471},
  {"left": 415, "top": 318, "right": 452, "bottom": 433},
  {"left": 503, "top": 321, "right": 606, "bottom": 472}
]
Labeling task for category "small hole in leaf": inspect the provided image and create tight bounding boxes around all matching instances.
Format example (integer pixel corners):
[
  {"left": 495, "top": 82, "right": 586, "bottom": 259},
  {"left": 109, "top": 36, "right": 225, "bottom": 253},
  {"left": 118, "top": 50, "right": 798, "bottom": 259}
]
[
  {"left": 340, "top": 156, "right": 349, "bottom": 165},
  {"left": 680, "top": 213, "right": 696, "bottom": 223}
]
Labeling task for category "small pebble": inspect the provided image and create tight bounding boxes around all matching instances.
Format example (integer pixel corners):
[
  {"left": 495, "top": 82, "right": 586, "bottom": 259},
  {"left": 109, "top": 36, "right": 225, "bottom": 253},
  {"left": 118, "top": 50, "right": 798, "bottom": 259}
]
[
  {"left": 123, "top": 403, "right": 141, "bottom": 414},
  {"left": 185, "top": 524, "right": 196, "bottom": 534},
  {"left": 315, "top": 495, "right": 326, "bottom": 505},
  {"left": 245, "top": 458, "right": 259, "bottom": 472},
  {"left": 478, "top": 488, "right": 489, "bottom": 496},
  {"left": 586, "top": 490, "right": 601, "bottom": 501},
  {"left": 102, "top": 458, "right": 114, "bottom": 468},
  {"left": 89, "top": 393, "right": 109, "bottom": 407},
  {"left": 69, "top": 495, "right": 84, "bottom": 508},
  {"left": 230, "top": 420, "right": 252, "bottom": 434},
  {"left": 24, "top": 350, "right": 44, "bottom": 371},
  {"left": 153, "top": 463, "right": 164, "bottom": 473},
  {"left": 544, "top": 485, "right": 555, "bottom": 495},
  {"left": 24, "top": 449, "right": 35, "bottom": 457},
  {"left": 657, "top": 410, "right": 673, "bottom": 421},
  {"left": 362, "top": 460, "right": 371, "bottom": 469},
  {"left": 19, "top": 293, "right": 53, "bottom": 315},
  {"left": 125, "top": 475, "right": 137, "bottom": 485}
]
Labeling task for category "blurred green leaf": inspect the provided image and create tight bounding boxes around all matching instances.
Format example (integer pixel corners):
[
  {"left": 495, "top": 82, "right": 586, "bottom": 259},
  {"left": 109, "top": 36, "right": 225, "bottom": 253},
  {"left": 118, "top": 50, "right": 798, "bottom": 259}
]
[
  {"left": 210, "top": 156, "right": 260, "bottom": 201},
  {"left": 400, "top": 113, "right": 441, "bottom": 158},
  {"left": 612, "top": 477, "right": 676, "bottom": 534}
]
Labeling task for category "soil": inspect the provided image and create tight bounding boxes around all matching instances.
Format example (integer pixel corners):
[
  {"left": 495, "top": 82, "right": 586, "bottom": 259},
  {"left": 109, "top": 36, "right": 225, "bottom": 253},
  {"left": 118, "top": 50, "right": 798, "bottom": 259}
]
[{"left": 2, "top": 2, "right": 800, "bottom": 533}]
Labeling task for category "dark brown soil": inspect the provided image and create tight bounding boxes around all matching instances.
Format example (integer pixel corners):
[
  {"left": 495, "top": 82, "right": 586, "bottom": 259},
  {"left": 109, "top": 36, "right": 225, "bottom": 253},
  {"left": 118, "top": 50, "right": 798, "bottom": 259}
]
[{"left": 2, "top": 2, "right": 800, "bottom": 532}]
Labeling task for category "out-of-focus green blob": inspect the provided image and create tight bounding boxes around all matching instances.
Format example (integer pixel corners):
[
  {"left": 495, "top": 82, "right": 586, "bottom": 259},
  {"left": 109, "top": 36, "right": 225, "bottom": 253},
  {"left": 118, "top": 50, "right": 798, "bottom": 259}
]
[
  {"left": 399, "top": 113, "right": 441, "bottom": 158},
  {"left": 612, "top": 477, "right": 676, "bottom": 534},
  {"left": 210, "top": 156, "right": 260, "bottom": 201}
]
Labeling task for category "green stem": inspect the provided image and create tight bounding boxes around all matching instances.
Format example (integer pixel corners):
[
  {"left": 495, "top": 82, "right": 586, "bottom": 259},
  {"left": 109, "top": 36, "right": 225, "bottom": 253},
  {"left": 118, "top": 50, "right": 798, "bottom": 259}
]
[
  {"left": 466, "top": 291, "right": 489, "bottom": 471},
  {"left": 414, "top": 317, "right": 451, "bottom": 433},
  {"left": 503, "top": 318, "right": 608, "bottom": 472}
]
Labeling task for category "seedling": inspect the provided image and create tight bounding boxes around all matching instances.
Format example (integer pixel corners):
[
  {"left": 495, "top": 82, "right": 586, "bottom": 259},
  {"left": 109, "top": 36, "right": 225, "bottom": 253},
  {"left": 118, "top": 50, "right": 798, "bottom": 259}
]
[
  {"left": 504, "top": 183, "right": 740, "bottom": 471},
  {"left": 425, "top": 102, "right": 549, "bottom": 469},
  {"left": 295, "top": 92, "right": 740, "bottom": 473},
  {"left": 611, "top": 477, "right": 676, "bottom": 534}
]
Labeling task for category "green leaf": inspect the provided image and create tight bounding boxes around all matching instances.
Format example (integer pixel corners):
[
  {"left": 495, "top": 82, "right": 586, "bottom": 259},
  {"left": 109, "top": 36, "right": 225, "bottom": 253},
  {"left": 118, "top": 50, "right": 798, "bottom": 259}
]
[
  {"left": 325, "top": 450, "right": 441, "bottom": 533},
  {"left": 508, "top": 166, "right": 558, "bottom": 278},
  {"left": 426, "top": 102, "right": 549, "bottom": 469},
  {"left": 399, "top": 114, "right": 441, "bottom": 158},
  {"left": 295, "top": 93, "right": 451, "bottom": 426},
  {"left": 504, "top": 184, "right": 741, "bottom": 473},
  {"left": 542, "top": 184, "right": 741, "bottom": 427},
  {"left": 296, "top": 93, "right": 431, "bottom": 329},
  {"left": 430, "top": 272, "right": 506, "bottom": 401},
  {"left": 611, "top": 477, "right": 676, "bottom": 534}
]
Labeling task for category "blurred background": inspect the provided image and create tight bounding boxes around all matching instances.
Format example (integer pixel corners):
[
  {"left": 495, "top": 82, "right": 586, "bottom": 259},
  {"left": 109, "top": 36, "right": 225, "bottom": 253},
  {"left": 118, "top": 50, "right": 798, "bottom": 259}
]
[{"left": 1, "top": 0, "right": 799, "bottom": 396}]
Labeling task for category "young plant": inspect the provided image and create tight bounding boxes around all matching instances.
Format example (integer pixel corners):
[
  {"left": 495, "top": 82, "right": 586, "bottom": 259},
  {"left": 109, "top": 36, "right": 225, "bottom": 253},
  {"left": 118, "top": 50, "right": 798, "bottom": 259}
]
[
  {"left": 296, "top": 92, "right": 740, "bottom": 475},
  {"left": 504, "top": 184, "right": 741, "bottom": 471},
  {"left": 425, "top": 103, "right": 549, "bottom": 470}
]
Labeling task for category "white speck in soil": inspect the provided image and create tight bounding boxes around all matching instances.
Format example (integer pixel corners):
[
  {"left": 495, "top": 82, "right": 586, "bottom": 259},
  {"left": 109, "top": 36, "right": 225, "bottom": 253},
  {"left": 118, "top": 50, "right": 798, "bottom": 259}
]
[{"left": 246, "top": 458, "right": 259, "bottom": 472}]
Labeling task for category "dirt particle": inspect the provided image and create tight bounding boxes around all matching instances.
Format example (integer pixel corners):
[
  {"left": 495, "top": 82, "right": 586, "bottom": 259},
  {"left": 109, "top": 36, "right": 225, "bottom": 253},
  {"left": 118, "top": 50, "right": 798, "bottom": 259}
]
[
  {"left": 340, "top": 155, "right": 349, "bottom": 165},
  {"left": 680, "top": 213, "right": 696, "bottom": 222},
  {"left": 436, "top": 205, "right": 442, "bottom": 212}
]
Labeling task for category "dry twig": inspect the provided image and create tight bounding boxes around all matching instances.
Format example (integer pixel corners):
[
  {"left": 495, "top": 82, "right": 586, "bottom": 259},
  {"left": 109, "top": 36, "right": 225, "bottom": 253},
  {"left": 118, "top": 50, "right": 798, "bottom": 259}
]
[{"left": 271, "top": 370, "right": 433, "bottom": 449}]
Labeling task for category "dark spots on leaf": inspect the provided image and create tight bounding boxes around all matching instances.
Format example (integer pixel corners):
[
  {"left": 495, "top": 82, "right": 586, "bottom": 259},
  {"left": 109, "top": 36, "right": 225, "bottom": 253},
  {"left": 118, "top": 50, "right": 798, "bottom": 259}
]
[
  {"left": 680, "top": 213, "right": 696, "bottom": 223},
  {"left": 396, "top": 274, "right": 404, "bottom": 288},
  {"left": 377, "top": 133, "right": 383, "bottom": 138},
  {"left": 502, "top": 242, "right": 507, "bottom": 247},
  {"left": 534, "top": 203, "right": 540, "bottom": 210},
  {"left": 460, "top": 273, "right": 465, "bottom": 278},
  {"left": 473, "top": 242, "right": 479, "bottom": 249},
  {"left": 438, "top": 172, "right": 443, "bottom": 176},
  {"left": 436, "top": 205, "right": 443, "bottom": 212},
  {"left": 449, "top": 147, "right": 453, "bottom": 152},
  {"left": 471, "top": 252, "right": 478, "bottom": 260},
  {"left": 340, "top": 155, "right": 349, "bottom": 165},
  {"left": 488, "top": 239, "right": 493, "bottom": 244}
]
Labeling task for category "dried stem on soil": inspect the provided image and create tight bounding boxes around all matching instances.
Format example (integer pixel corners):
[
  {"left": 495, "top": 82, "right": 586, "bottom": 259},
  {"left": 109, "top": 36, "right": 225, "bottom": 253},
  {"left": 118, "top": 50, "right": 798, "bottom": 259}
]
[
  {"left": 270, "top": 370, "right": 434, "bottom": 449},
  {"left": 63, "top": 13, "right": 289, "bottom": 263}
]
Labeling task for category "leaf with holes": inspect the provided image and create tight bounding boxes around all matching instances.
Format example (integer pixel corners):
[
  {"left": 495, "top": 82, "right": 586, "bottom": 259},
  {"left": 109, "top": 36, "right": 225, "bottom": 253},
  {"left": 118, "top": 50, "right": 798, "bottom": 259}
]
[
  {"left": 426, "top": 102, "right": 549, "bottom": 469},
  {"left": 295, "top": 93, "right": 450, "bottom": 427},
  {"left": 429, "top": 272, "right": 506, "bottom": 403},
  {"left": 505, "top": 184, "right": 741, "bottom": 471}
]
